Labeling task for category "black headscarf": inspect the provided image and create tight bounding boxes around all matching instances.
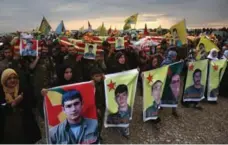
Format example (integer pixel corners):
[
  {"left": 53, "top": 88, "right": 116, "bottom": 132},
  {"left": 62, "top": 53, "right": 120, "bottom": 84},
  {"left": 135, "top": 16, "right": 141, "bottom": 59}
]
[{"left": 56, "top": 64, "right": 75, "bottom": 86}]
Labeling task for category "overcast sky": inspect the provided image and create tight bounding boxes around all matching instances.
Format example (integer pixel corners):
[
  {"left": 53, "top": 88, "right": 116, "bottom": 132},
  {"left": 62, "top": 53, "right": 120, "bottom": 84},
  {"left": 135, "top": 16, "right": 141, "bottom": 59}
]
[{"left": 0, "top": 0, "right": 227, "bottom": 32}]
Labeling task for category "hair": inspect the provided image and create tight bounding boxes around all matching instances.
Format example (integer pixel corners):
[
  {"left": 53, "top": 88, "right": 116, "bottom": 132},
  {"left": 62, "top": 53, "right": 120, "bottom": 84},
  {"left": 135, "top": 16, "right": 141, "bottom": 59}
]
[
  {"left": 199, "top": 43, "right": 205, "bottom": 49},
  {"left": 88, "top": 45, "right": 94, "bottom": 49},
  {"left": 151, "top": 80, "right": 163, "bottom": 91},
  {"left": 90, "top": 66, "right": 103, "bottom": 77},
  {"left": 173, "top": 28, "right": 178, "bottom": 33},
  {"left": 193, "top": 69, "right": 202, "bottom": 77},
  {"left": 115, "top": 84, "right": 128, "bottom": 98},
  {"left": 61, "top": 90, "right": 82, "bottom": 106}
]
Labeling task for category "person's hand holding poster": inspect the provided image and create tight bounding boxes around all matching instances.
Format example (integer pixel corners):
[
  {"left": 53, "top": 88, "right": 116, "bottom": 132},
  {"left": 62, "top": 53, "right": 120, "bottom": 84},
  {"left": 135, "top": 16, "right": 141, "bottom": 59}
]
[
  {"left": 161, "top": 61, "right": 184, "bottom": 108},
  {"left": 183, "top": 60, "right": 208, "bottom": 102},
  {"left": 44, "top": 81, "right": 98, "bottom": 144},
  {"left": 207, "top": 59, "right": 227, "bottom": 101},
  {"left": 104, "top": 69, "right": 139, "bottom": 128},
  {"left": 142, "top": 66, "right": 168, "bottom": 122},
  {"left": 84, "top": 43, "right": 97, "bottom": 60}
]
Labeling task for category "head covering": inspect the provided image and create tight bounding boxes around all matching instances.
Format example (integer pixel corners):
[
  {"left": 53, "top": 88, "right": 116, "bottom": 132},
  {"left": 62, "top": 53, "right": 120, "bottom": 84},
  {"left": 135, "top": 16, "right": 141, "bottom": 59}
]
[
  {"left": 1, "top": 68, "right": 19, "bottom": 103},
  {"left": 57, "top": 64, "right": 75, "bottom": 86},
  {"left": 115, "top": 52, "right": 124, "bottom": 61},
  {"left": 161, "top": 50, "right": 177, "bottom": 66},
  {"left": 222, "top": 50, "right": 228, "bottom": 60},
  {"left": 207, "top": 48, "right": 218, "bottom": 60}
]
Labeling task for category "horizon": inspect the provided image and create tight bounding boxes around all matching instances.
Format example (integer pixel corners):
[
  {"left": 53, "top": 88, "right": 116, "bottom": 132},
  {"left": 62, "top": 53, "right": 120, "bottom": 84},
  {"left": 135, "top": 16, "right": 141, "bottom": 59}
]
[{"left": 0, "top": 0, "right": 227, "bottom": 33}]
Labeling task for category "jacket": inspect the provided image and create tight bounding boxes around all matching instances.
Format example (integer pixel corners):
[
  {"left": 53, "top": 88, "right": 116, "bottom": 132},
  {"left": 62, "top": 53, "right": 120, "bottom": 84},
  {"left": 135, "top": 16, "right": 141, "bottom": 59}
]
[{"left": 49, "top": 118, "right": 98, "bottom": 144}]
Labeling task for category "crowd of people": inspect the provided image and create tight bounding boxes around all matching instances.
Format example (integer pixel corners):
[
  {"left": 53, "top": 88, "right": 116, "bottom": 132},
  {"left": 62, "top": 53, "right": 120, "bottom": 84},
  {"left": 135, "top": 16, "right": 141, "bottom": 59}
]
[{"left": 0, "top": 28, "right": 228, "bottom": 144}]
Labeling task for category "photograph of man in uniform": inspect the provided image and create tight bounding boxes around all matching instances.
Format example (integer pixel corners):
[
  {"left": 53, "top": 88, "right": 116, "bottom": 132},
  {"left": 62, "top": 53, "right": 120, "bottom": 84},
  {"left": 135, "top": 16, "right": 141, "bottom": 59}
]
[
  {"left": 145, "top": 80, "right": 163, "bottom": 118},
  {"left": 21, "top": 40, "right": 36, "bottom": 56},
  {"left": 198, "top": 43, "right": 207, "bottom": 60},
  {"left": 107, "top": 84, "right": 131, "bottom": 124},
  {"left": 116, "top": 38, "right": 124, "bottom": 50},
  {"left": 184, "top": 69, "right": 204, "bottom": 99},
  {"left": 172, "top": 28, "right": 182, "bottom": 47},
  {"left": 49, "top": 90, "right": 98, "bottom": 144},
  {"left": 84, "top": 44, "right": 95, "bottom": 59},
  {"left": 162, "top": 74, "right": 181, "bottom": 105}
]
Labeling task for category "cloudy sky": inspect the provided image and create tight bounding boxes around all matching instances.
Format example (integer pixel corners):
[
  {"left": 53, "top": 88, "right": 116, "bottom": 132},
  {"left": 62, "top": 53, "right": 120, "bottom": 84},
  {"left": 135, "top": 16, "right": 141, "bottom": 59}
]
[{"left": 0, "top": 0, "right": 227, "bottom": 32}]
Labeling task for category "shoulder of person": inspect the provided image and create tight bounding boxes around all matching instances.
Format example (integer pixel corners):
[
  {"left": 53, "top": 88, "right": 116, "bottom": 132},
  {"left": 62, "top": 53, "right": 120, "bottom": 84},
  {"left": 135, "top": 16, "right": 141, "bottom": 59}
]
[{"left": 49, "top": 120, "right": 66, "bottom": 136}]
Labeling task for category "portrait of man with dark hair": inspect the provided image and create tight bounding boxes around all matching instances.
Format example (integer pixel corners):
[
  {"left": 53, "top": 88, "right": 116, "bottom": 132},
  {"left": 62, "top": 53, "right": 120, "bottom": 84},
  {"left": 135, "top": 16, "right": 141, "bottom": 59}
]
[
  {"left": 107, "top": 84, "right": 131, "bottom": 124},
  {"left": 198, "top": 43, "right": 207, "bottom": 60},
  {"left": 145, "top": 80, "right": 163, "bottom": 118},
  {"left": 49, "top": 90, "right": 98, "bottom": 144},
  {"left": 172, "top": 28, "right": 182, "bottom": 47},
  {"left": 184, "top": 69, "right": 205, "bottom": 99},
  {"left": 84, "top": 44, "right": 95, "bottom": 59}
]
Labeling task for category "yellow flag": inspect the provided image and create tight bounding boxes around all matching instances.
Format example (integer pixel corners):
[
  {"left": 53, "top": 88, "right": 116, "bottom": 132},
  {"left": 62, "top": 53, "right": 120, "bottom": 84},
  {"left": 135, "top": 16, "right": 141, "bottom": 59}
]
[
  {"left": 97, "top": 23, "right": 107, "bottom": 36},
  {"left": 39, "top": 16, "right": 51, "bottom": 35},
  {"left": 123, "top": 23, "right": 131, "bottom": 30},
  {"left": 79, "top": 26, "right": 84, "bottom": 32},
  {"left": 196, "top": 36, "right": 219, "bottom": 60},
  {"left": 124, "top": 13, "right": 138, "bottom": 24},
  {"left": 170, "top": 19, "right": 187, "bottom": 45}
]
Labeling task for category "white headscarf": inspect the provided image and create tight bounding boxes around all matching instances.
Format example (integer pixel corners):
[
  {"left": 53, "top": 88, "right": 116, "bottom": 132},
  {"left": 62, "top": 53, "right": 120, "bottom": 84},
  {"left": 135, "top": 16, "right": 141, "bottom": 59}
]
[{"left": 207, "top": 48, "right": 218, "bottom": 61}]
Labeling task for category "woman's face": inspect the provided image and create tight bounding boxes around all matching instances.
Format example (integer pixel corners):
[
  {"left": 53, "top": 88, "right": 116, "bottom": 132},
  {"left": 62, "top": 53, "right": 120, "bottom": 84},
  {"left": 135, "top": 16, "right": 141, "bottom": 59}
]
[
  {"left": 152, "top": 58, "right": 158, "bottom": 67},
  {"left": 64, "top": 68, "right": 72, "bottom": 81},
  {"left": 118, "top": 55, "right": 126, "bottom": 64},
  {"left": 6, "top": 74, "right": 18, "bottom": 88},
  {"left": 151, "top": 82, "right": 163, "bottom": 104}
]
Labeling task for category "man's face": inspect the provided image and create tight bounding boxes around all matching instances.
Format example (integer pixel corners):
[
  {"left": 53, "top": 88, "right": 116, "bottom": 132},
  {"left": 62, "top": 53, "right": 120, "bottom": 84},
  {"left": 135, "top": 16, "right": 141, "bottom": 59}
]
[
  {"left": 170, "top": 75, "right": 181, "bottom": 98},
  {"left": 63, "top": 98, "right": 82, "bottom": 121},
  {"left": 68, "top": 47, "right": 76, "bottom": 55},
  {"left": 152, "top": 58, "right": 158, "bottom": 67},
  {"left": 199, "top": 44, "right": 205, "bottom": 50},
  {"left": 117, "top": 39, "right": 122, "bottom": 46},
  {"left": 88, "top": 46, "right": 93, "bottom": 53},
  {"left": 173, "top": 30, "right": 178, "bottom": 37},
  {"left": 116, "top": 91, "right": 128, "bottom": 108},
  {"left": 4, "top": 49, "right": 12, "bottom": 59},
  {"left": 26, "top": 42, "right": 32, "bottom": 49},
  {"left": 193, "top": 72, "right": 201, "bottom": 86},
  {"left": 152, "top": 82, "right": 163, "bottom": 103}
]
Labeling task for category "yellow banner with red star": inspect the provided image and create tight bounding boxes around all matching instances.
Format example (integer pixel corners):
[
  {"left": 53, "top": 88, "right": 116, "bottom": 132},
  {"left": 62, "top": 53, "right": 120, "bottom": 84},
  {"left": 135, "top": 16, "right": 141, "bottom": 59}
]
[
  {"left": 142, "top": 66, "right": 169, "bottom": 122},
  {"left": 207, "top": 59, "right": 227, "bottom": 101},
  {"left": 183, "top": 60, "right": 208, "bottom": 102},
  {"left": 104, "top": 69, "right": 139, "bottom": 128}
]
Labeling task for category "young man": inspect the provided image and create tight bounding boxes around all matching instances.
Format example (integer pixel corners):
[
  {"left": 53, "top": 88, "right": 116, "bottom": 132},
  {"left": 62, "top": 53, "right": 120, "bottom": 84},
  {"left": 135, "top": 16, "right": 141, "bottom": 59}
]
[{"left": 49, "top": 90, "right": 99, "bottom": 144}]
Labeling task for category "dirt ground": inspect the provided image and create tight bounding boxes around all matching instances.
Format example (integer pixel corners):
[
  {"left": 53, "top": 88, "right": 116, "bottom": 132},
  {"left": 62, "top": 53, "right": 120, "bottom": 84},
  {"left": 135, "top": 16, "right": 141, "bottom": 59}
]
[{"left": 36, "top": 84, "right": 228, "bottom": 144}]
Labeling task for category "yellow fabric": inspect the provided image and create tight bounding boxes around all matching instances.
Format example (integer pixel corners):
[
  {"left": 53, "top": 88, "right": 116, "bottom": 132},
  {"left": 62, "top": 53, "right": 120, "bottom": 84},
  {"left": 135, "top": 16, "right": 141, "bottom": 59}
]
[{"left": 1, "top": 69, "right": 19, "bottom": 103}]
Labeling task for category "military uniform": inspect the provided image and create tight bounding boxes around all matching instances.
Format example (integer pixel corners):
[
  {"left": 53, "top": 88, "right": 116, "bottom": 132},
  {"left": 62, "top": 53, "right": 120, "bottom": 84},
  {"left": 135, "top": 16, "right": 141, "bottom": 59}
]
[
  {"left": 145, "top": 101, "right": 159, "bottom": 118},
  {"left": 107, "top": 106, "right": 131, "bottom": 124},
  {"left": 84, "top": 52, "right": 95, "bottom": 59}
]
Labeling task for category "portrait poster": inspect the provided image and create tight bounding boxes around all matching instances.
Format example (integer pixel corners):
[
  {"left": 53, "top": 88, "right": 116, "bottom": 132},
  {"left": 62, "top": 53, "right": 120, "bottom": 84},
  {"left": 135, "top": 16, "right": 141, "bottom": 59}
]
[
  {"left": 44, "top": 81, "right": 98, "bottom": 144},
  {"left": 142, "top": 66, "right": 168, "bottom": 122},
  {"left": 183, "top": 60, "right": 208, "bottom": 102},
  {"left": 196, "top": 36, "right": 219, "bottom": 60},
  {"left": 83, "top": 43, "right": 97, "bottom": 60},
  {"left": 207, "top": 60, "right": 227, "bottom": 101},
  {"left": 115, "top": 37, "right": 125, "bottom": 50},
  {"left": 161, "top": 61, "right": 184, "bottom": 108},
  {"left": 170, "top": 19, "right": 187, "bottom": 46},
  {"left": 104, "top": 69, "right": 139, "bottom": 128},
  {"left": 19, "top": 38, "right": 38, "bottom": 56}
]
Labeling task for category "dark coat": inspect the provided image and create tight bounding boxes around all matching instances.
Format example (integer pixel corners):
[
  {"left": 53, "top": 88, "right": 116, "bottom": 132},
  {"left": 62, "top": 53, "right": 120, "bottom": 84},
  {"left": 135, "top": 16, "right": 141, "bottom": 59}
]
[{"left": 0, "top": 86, "right": 41, "bottom": 144}]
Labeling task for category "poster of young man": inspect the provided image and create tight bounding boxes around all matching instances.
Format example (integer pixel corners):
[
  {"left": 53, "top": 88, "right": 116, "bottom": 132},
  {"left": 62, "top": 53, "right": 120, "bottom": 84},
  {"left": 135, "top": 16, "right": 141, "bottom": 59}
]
[
  {"left": 161, "top": 61, "right": 184, "bottom": 108},
  {"left": 170, "top": 19, "right": 187, "bottom": 46},
  {"left": 19, "top": 38, "right": 38, "bottom": 56},
  {"left": 207, "top": 60, "right": 227, "bottom": 101},
  {"left": 104, "top": 69, "right": 139, "bottom": 128},
  {"left": 115, "top": 37, "right": 125, "bottom": 50},
  {"left": 142, "top": 66, "right": 169, "bottom": 122},
  {"left": 44, "top": 81, "right": 98, "bottom": 144},
  {"left": 83, "top": 43, "right": 97, "bottom": 60},
  {"left": 183, "top": 60, "right": 208, "bottom": 102}
]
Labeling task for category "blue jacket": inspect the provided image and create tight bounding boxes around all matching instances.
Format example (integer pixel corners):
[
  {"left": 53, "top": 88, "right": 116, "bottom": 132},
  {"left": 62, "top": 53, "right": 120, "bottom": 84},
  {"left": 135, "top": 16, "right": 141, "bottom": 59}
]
[{"left": 49, "top": 118, "right": 98, "bottom": 144}]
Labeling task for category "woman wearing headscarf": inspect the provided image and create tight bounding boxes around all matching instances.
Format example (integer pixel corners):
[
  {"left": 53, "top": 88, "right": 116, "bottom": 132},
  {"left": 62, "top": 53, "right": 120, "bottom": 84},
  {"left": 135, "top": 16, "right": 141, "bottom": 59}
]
[
  {"left": 207, "top": 48, "right": 219, "bottom": 61},
  {"left": 109, "top": 52, "right": 130, "bottom": 74},
  {"left": 161, "top": 50, "right": 177, "bottom": 66},
  {"left": 0, "top": 69, "right": 41, "bottom": 144}
]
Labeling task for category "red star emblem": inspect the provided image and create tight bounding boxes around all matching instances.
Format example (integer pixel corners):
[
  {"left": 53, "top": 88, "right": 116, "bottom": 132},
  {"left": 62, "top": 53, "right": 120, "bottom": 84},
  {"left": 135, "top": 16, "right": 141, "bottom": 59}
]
[
  {"left": 147, "top": 74, "right": 153, "bottom": 83},
  {"left": 213, "top": 65, "right": 218, "bottom": 71},
  {"left": 188, "top": 64, "right": 194, "bottom": 71},
  {"left": 107, "top": 80, "right": 116, "bottom": 91}
]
